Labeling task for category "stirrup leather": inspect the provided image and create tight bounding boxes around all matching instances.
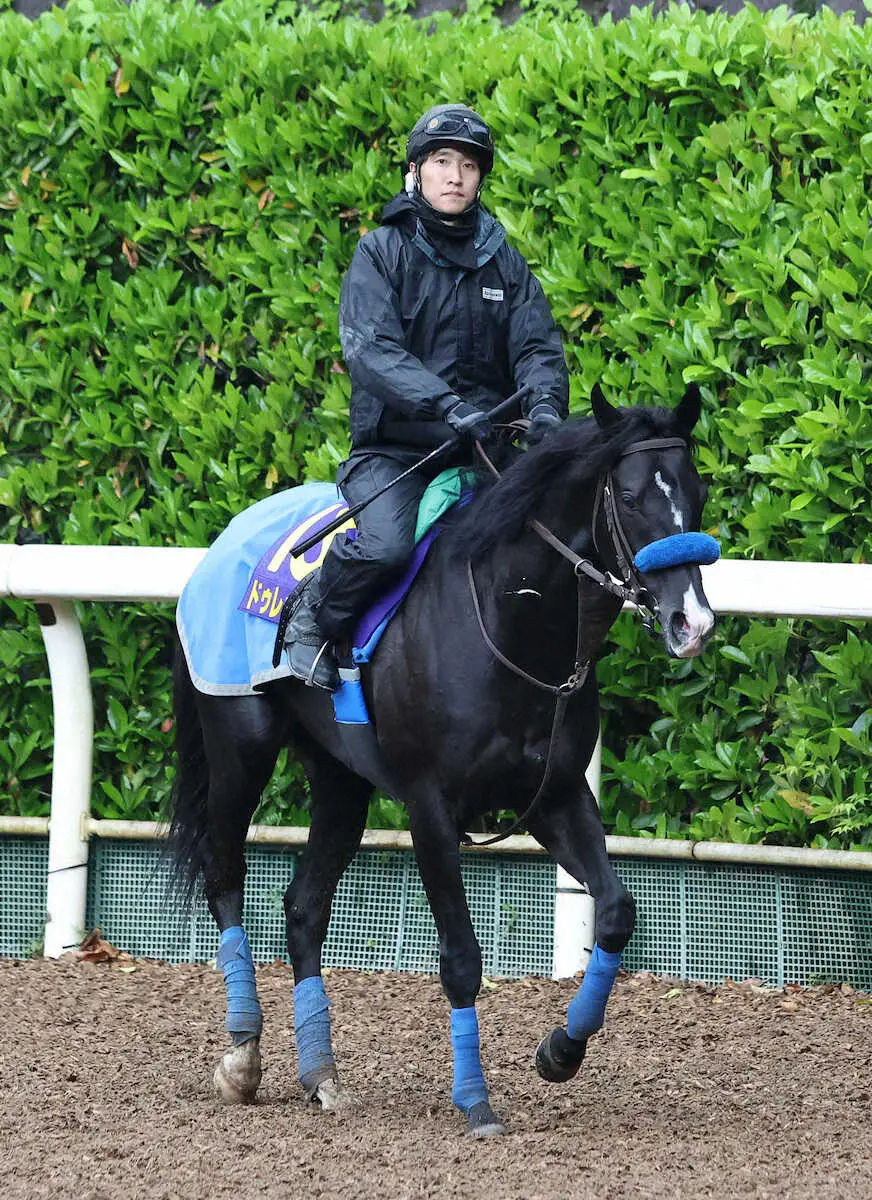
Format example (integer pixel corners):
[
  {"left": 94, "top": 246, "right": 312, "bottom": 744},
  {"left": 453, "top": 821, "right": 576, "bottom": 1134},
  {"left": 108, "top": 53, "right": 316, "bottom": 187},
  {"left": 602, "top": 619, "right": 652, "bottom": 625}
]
[{"left": 305, "top": 640, "right": 333, "bottom": 688}]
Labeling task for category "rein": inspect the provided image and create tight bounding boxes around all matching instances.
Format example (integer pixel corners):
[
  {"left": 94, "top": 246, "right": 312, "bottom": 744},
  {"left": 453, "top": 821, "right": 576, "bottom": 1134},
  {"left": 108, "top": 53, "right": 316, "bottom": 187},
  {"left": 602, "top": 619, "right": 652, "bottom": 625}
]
[{"left": 460, "top": 434, "right": 687, "bottom": 848}]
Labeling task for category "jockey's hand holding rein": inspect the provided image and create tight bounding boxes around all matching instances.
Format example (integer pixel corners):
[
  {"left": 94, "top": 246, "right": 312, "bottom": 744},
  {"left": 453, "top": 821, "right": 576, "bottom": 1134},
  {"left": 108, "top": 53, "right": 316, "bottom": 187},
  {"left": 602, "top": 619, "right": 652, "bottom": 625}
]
[
  {"left": 525, "top": 399, "right": 563, "bottom": 447},
  {"left": 440, "top": 397, "right": 492, "bottom": 443}
]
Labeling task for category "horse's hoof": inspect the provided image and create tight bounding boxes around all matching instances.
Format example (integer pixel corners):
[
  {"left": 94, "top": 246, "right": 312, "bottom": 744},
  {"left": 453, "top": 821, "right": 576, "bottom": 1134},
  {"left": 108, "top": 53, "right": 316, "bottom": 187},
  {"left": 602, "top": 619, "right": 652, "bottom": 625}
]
[
  {"left": 214, "top": 1037, "right": 262, "bottom": 1104},
  {"left": 303, "top": 1066, "right": 354, "bottom": 1112},
  {"left": 535, "top": 1027, "right": 587, "bottom": 1083},
  {"left": 313, "top": 1074, "right": 354, "bottom": 1112},
  {"left": 467, "top": 1100, "right": 506, "bottom": 1138}
]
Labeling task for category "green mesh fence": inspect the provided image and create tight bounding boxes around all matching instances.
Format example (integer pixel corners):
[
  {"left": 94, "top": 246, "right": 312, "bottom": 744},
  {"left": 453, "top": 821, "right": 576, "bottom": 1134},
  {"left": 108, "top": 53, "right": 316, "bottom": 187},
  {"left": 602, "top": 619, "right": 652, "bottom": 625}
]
[
  {"left": 617, "top": 858, "right": 872, "bottom": 987},
  {"left": 3, "top": 837, "right": 872, "bottom": 988},
  {"left": 83, "top": 840, "right": 556, "bottom": 979},
  {"left": 0, "top": 836, "right": 49, "bottom": 959}
]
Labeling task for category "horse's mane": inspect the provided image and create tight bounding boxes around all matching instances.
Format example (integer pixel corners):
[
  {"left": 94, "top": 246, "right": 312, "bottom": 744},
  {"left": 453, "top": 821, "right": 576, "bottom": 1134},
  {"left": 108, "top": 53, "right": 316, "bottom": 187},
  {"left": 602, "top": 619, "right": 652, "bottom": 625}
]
[{"left": 445, "top": 405, "right": 686, "bottom": 560}]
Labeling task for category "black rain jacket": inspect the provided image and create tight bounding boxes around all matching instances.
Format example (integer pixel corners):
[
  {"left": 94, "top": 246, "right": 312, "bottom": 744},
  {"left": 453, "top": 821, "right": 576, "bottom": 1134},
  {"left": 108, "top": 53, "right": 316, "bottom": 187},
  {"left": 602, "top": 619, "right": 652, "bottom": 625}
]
[{"left": 337, "top": 200, "right": 569, "bottom": 449}]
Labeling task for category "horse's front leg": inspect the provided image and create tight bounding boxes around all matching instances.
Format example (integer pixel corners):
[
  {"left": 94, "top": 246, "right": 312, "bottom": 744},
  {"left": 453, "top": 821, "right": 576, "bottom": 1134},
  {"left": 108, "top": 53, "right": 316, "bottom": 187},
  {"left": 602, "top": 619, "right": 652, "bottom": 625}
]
[
  {"left": 409, "top": 797, "right": 505, "bottom": 1138},
  {"left": 528, "top": 784, "right": 636, "bottom": 1084}
]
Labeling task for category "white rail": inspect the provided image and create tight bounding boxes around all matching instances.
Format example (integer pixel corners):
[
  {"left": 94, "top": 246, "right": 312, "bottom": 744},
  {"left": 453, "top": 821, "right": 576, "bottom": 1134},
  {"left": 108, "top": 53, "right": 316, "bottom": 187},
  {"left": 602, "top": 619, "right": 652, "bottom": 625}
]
[{"left": 2, "top": 545, "right": 872, "bottom": 966}]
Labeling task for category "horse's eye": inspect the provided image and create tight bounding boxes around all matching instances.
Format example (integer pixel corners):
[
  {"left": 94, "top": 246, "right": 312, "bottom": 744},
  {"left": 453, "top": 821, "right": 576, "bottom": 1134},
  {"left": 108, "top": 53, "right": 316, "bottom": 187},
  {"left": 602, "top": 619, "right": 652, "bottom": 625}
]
[{"left": 620, "top": 491, "right": 637, "bottom": 509}]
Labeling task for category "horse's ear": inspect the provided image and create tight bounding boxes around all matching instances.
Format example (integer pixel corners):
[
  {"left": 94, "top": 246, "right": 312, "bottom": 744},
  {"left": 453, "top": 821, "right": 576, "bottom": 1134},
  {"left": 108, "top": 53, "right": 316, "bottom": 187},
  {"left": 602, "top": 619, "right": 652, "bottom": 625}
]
[
  {"left": 591, "top": 383, "right": 619, "bottom": 429},
  {"left": 674, "top": 384, "right": 702, "bottom": 436}
]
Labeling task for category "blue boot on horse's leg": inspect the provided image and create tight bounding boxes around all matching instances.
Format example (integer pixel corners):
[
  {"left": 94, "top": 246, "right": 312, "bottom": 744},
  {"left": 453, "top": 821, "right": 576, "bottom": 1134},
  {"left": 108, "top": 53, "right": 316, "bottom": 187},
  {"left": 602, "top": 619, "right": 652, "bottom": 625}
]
[
  {"left": 214, "top": 926, "right": 264, "bottom": 1104},
  {"left": 536, "top": 945, "right": 622, "bottom": 1083},
  {"left": 451, "top": 1007, "right": 505, "bottom": 1137},
  {"left": 293, "top": 975, "right": 351, "bottom": 1110},
  {"left": 279, "top": 573, "right": 340, "bottom": 692}
]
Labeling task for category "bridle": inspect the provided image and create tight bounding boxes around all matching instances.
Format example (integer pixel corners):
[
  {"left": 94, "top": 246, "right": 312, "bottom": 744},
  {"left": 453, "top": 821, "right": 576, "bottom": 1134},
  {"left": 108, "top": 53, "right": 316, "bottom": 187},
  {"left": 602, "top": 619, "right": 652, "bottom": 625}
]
[
  {"left": 591, "top": 435, "right": 690, "bottom": 632},
  {"left": 462, "top": 434, "right": 690, "bottom": 847}
]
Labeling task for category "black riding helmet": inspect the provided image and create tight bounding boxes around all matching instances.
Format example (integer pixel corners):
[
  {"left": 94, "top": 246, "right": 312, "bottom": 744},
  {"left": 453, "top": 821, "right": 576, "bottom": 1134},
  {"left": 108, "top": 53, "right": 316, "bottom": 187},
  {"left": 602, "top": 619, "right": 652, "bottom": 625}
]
[{"left": 405, "top": 103, "right": 495, "bottom": 176}]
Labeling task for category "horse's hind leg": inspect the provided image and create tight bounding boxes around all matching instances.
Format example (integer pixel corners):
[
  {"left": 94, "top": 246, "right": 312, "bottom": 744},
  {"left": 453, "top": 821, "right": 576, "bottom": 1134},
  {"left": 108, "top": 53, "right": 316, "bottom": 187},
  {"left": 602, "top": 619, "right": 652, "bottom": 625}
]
[
  {"left": 409, "top": 795, "right": 505, "bottom": 1138},
  {"left": 199, "top": 692, "right": 286, "bottom": 1104},
  {"left": 284, "top": 750, "right": 371, "bottom": 1111}
]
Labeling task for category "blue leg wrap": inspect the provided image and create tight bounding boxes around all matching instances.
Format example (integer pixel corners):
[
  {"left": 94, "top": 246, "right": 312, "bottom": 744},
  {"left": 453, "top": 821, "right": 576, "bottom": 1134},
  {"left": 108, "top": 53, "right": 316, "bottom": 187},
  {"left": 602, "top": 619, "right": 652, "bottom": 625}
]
[
  {"left": 217, "top": 926, "right": 263, "bottom": 1041},
  {"left": 450, "top": 1007, "right": 489, "bottom": 1114},
  {"left": 567, "top": 944, "right": 622, "bottom": 1041},
  {"left": 293, "top": 976, "right": 335, "bottom": 1086}
]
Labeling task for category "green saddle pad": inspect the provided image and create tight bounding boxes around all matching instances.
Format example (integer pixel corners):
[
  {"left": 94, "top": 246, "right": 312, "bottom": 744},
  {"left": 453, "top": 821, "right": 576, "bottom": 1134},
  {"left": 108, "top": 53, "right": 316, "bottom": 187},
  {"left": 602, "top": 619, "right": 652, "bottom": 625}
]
[{"left": 415, "top": 467, "right": 476, "bottom": 543}]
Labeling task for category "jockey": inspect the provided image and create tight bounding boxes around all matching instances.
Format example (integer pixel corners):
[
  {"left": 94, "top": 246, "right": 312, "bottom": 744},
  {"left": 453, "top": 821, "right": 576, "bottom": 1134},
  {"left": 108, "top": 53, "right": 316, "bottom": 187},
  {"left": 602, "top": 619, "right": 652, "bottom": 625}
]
[{"left": 282, "top": 102, "right": 570, "bottom": 689}]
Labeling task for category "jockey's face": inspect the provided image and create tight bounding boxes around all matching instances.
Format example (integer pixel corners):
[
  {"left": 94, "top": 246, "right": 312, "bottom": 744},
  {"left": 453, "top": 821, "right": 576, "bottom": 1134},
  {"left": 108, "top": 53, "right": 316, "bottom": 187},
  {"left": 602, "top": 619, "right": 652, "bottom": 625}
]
[{"left": 413, "top": 146, "right": 481, "bottom": 215}]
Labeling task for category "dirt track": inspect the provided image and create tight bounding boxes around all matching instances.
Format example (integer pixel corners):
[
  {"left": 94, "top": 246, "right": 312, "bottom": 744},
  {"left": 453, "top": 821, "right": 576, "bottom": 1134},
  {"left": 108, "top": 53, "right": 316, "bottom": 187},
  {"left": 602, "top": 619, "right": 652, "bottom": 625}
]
[{"left": 3, "top": 956, "right": 871, "bottom": 1199}]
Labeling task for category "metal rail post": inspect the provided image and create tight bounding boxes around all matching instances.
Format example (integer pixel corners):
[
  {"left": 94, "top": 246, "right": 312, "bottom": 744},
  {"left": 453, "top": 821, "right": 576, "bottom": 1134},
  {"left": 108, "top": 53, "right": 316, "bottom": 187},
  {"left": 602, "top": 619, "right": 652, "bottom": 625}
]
[
  {"left": 551, "top": 733, "right": 600, "bottom": 979},
  {"left": 38, "top": 600, "right": 92, "bottom": 957}
]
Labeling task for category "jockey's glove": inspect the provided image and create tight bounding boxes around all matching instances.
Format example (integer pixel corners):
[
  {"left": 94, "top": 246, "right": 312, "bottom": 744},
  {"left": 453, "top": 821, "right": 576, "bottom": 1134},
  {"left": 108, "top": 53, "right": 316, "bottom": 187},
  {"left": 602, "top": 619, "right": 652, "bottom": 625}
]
[
  {"left": 442, "top": 398, "right": 491, "bottom": 443},
  {"left": 526, "top": 400, "right": 563, "bottom": 446}
]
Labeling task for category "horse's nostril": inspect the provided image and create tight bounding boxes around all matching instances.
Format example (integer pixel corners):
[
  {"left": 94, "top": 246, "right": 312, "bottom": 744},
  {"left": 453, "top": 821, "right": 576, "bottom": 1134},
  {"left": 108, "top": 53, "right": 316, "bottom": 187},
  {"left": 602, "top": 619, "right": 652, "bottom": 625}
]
[{"left": 669, "top": 612, "right": 690, "bottom": 641}]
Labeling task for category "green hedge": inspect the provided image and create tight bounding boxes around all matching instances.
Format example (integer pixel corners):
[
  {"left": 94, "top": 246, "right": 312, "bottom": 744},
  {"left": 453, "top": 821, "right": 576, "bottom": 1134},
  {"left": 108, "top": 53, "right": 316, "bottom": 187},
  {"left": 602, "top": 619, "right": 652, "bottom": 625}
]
[{"left": 1, "top": 0, "right": 870, "bottom": 845}]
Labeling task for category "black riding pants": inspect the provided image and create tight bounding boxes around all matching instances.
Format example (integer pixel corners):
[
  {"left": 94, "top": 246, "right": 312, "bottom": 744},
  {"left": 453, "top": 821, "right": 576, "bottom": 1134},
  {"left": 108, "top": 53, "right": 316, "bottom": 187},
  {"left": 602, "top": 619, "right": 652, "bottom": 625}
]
[{"left": 316, "top": 447, "right": 460, "bottom": 642}]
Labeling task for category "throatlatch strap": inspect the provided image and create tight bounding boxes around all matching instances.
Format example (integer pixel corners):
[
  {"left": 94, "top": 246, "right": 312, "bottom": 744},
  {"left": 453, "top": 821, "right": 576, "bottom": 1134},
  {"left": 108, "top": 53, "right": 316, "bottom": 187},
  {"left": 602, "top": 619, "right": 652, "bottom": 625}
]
[
  {"left": 566, "top": 944, "right": 622, "bottom": 1041},
  {"left": 217, "top": 926, "right": 263, "bottom": 1040},
  {"left": 450, "top": 1007, "right": 489, "bottom": 1113}
]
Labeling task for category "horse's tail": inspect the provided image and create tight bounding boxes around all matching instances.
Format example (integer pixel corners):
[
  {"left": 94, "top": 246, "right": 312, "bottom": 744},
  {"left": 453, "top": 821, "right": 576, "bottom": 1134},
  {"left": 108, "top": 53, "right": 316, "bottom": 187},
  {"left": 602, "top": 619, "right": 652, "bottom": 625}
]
[{"left": 165, "top": 636, "right": 210, "bottom": 909}]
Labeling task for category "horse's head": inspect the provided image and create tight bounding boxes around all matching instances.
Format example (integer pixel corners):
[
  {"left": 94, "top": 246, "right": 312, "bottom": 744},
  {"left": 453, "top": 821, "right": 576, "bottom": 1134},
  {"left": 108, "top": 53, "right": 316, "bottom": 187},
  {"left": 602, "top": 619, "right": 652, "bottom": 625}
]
[{"left": 591, "top": 384, "right": 716, "bottom": 659}]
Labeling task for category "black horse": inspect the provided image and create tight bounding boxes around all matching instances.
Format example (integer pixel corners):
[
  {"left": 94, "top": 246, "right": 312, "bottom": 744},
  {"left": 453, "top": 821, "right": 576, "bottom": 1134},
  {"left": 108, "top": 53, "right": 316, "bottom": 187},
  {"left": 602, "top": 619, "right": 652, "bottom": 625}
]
[{"left": 168, "top": 385, "right": 716, "bottom": 1136}]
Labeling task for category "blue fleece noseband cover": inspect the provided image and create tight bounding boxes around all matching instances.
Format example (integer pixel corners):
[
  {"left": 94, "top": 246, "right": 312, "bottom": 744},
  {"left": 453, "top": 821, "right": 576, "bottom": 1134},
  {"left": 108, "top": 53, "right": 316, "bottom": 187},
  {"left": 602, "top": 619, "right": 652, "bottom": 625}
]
[
  {"left": 293, "top": 976, "right": 335, "bottom": 1085},
  {"left": 566, "top": 945, "right": 622, "bottom": 1042},
  {"left": 450, "top": 1007, "right": 489, "bottom": 1113},
  {"left": 217, "top": 926, "right": 263, "bottom": 1040},
  {"left": 634, "top": 532, "right": 720, "bottom": 574}
]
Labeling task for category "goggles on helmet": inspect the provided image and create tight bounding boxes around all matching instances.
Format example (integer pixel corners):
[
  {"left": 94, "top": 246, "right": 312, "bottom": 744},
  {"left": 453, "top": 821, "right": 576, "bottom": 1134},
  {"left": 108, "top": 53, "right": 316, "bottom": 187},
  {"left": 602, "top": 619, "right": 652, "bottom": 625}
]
[
  {"left": 406, "top": 104, "right": 495, "bottom": 177},
  {"left": 422, "top": 113, "right": 491, "bottom": 148}
]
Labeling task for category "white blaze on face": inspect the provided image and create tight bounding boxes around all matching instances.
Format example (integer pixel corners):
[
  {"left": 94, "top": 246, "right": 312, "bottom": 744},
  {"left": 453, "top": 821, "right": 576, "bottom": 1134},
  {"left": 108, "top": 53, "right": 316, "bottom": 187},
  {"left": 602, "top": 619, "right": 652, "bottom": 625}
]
[
  {"left": 675, "top": 580, "right": 715, "bottom": 657},
  {"left": 654, "top": 471, "right": 683, "bottom": 531}
]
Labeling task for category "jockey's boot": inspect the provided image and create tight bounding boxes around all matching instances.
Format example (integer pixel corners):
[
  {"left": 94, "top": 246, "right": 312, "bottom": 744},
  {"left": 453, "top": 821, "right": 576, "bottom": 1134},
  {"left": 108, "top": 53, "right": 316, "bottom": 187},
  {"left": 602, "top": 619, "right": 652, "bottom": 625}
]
[{"left": 280, "top": 573, "right": 340, "bottom": 692}]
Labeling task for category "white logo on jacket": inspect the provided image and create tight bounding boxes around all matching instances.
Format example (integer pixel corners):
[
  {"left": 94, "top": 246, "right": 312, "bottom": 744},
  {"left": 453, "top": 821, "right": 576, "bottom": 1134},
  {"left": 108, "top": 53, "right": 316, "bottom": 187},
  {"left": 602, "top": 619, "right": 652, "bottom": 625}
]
[{"left": 482, "top": 287, "right": 504, "bottom": 301}]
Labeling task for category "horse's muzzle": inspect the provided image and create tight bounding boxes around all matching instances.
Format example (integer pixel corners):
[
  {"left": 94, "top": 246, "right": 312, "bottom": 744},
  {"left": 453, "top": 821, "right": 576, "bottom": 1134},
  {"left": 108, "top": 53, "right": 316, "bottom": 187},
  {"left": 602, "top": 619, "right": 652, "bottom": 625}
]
[{"left": 662, "top": 590, "right": 715, "bottom": 660}]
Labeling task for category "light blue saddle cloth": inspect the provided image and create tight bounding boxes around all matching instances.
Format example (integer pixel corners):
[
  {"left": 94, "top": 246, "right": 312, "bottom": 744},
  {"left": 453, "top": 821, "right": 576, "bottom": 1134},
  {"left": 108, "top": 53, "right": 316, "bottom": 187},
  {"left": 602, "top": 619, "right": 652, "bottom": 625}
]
[
  {"left": 177, "top": 472, "right": 471, "bottom": 698},
  {"left": 177, "top": 484, "right": 350, "bottom": 696}
]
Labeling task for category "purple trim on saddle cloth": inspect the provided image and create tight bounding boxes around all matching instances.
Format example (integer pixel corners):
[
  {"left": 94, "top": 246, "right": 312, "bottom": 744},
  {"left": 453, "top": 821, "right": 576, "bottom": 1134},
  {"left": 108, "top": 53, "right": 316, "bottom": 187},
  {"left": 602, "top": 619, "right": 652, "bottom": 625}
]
[
  {"left": 332, "top": 529, "right": 439, "bottom": 725},
  {"left": 351, "top": 528, "right": 439, "bottom": 665}
]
